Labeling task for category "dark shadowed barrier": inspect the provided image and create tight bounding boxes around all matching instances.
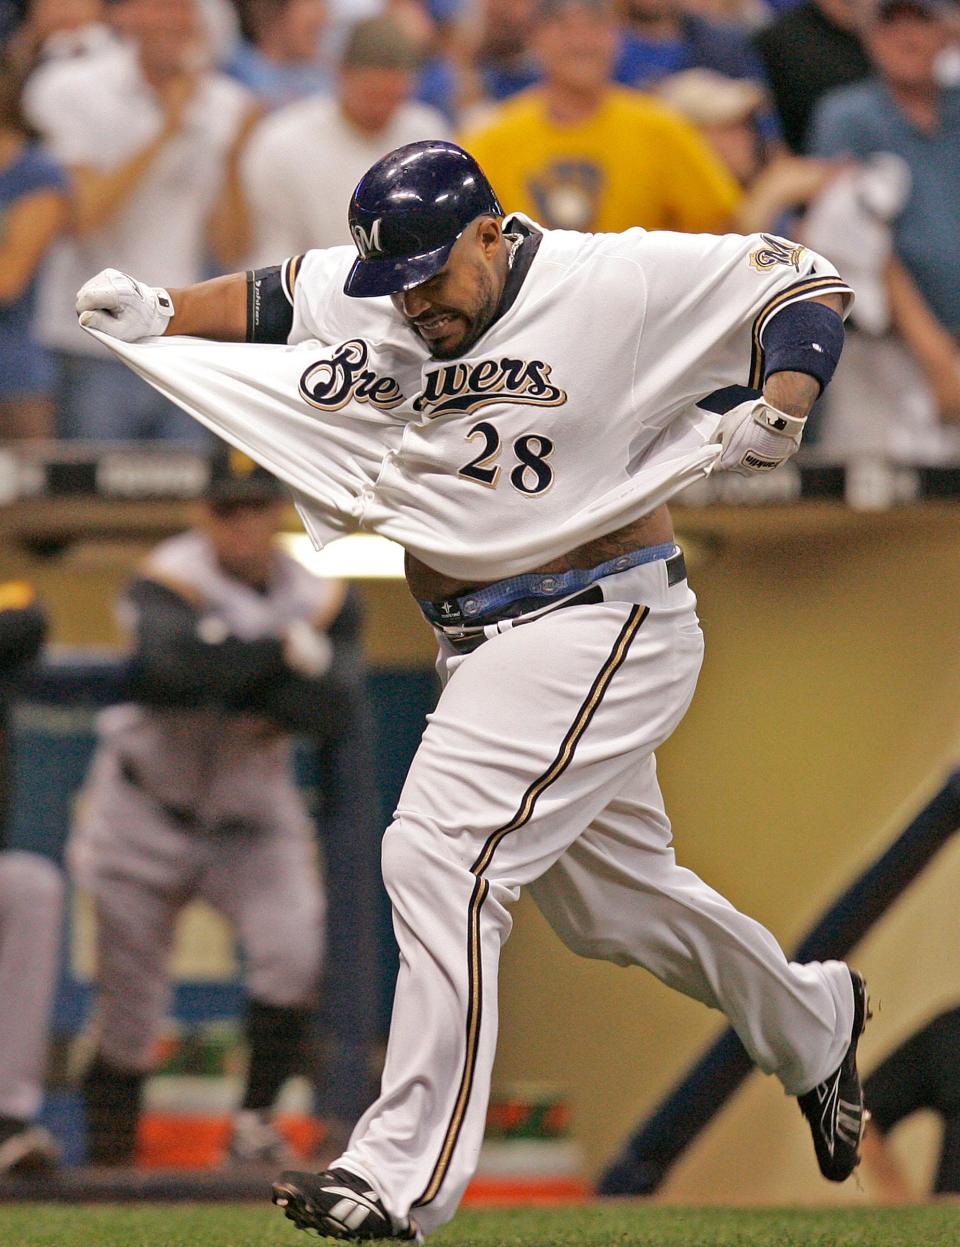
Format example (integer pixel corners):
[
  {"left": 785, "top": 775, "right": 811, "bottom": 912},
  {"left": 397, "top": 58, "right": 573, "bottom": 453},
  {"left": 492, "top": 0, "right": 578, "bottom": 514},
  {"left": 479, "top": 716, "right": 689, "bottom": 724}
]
[{"left": 598, "top": 770, "right": 960, "bottom": 1196}]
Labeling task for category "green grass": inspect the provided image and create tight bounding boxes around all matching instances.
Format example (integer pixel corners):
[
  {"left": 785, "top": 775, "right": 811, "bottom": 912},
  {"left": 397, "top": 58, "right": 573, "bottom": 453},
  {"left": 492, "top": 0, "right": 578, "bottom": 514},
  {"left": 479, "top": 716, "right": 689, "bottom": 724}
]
[{"left": 1, "top": 1203, "right": 959, "bottom": 1247}]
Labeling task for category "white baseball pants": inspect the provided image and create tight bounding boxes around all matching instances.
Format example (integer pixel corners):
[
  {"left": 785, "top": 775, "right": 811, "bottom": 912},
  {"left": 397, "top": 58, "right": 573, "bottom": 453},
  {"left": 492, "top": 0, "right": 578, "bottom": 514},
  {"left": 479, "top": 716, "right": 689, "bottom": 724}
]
[{"left": 336, "top": 557, "right": 854, "bottom": 1235}]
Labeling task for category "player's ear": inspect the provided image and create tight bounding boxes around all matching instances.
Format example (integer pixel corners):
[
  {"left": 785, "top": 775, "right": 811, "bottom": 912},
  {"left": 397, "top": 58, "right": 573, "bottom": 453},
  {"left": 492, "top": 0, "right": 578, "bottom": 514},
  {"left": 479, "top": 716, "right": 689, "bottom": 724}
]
[{"left": 476, "top": 216, "right": 502, "bottom": 257}]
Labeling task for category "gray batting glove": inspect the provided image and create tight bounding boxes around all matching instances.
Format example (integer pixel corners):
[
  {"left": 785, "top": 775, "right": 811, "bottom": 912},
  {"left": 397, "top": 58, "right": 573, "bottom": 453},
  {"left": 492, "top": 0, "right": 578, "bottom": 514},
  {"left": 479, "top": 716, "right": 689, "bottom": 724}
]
[
  {"left": 714, "top": 397, "right": 806, "bottom": 476},
  {"left": 76, "top": 268, "right": 174, "bottom": 341}
]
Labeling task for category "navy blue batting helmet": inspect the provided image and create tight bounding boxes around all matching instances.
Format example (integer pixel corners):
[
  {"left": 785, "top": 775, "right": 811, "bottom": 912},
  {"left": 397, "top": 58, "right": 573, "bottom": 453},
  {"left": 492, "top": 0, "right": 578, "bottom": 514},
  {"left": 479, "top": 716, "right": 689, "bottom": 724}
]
[{"left": 344, "top": 141, "right": 504, "bottom": 299}]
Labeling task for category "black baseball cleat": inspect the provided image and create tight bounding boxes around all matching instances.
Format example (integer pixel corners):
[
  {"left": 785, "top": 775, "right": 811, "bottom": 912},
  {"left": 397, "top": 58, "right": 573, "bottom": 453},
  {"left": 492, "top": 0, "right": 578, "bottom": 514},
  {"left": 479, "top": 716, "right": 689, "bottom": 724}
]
[
  {"left": 797, "top": 968, "right": 871, "bottom": 1182},
  {"left": 272, "top": 1167, "right": 423, "bottom": 1242},
  {"left": 0, "top": 1118, "right": 59, "bottom": 1176}
]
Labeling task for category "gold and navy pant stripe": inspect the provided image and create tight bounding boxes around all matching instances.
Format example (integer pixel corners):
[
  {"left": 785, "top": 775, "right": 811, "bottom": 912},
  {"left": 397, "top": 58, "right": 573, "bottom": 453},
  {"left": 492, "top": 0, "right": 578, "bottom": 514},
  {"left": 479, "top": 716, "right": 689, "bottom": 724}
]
[
  {"left": 748, "top": 277, "right": 852, "bottom": 389},
  {"left": 414, "top": 603, "right": 650, "bottom": 1208}
]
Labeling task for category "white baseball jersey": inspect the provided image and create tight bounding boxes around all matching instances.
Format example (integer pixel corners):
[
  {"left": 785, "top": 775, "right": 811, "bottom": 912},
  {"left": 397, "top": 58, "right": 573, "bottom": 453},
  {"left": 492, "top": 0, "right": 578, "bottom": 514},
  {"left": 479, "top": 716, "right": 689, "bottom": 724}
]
[{"left": 90, "top": 219, "right": 851, "bottom": 581}]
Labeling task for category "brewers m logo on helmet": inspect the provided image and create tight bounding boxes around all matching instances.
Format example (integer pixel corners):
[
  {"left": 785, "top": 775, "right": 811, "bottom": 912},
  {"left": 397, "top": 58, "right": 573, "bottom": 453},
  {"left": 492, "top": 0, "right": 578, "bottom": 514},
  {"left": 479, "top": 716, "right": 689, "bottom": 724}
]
[{"left": 351, "top": 218, "right": 384, "bottom": 260}]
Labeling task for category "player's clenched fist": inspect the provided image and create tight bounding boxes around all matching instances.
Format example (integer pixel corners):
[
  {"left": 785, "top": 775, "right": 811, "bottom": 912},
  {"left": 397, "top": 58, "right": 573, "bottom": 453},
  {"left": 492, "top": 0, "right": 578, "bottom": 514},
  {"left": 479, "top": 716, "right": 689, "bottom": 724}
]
[
  {"left": 76, "top": 269, "right": 174, "bottom": 342},
  {"left": 714, "top": 396, "right": 807, "bottom": 476}
]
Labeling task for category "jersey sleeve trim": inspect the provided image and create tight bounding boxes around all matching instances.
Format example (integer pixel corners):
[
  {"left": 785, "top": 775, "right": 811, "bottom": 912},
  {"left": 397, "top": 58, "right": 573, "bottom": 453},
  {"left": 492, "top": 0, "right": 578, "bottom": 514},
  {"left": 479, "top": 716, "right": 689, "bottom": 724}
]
[
  {"left": 281, "top": 254, "right": 305, "bottom": 306},
  {"left": 748, "top": 276, "right": 853, "bottom": 389}
]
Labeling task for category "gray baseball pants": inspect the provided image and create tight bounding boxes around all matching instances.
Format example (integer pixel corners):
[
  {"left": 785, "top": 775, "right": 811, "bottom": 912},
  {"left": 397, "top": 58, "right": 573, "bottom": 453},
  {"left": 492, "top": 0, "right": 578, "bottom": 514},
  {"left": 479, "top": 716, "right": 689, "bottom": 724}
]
[
  {"left": 69, "top": 752, "right": 325, "bottom": 1071},
  {"left": 0, "top": 852, "right": 64, "bottom": 1121}
]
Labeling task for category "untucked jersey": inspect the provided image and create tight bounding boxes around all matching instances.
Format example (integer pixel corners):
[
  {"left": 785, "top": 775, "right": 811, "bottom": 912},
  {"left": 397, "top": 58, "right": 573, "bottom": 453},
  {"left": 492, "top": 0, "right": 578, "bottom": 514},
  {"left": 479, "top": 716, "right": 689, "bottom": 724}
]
[
  {"left": 460, "top": 88, "right": 740, "bottom": 233},
  {"left": 91, "top": 220, "right": 851, "bottom": 583},
  {"left": 96, "top": 530, "right": 337, "bottom": 825}
]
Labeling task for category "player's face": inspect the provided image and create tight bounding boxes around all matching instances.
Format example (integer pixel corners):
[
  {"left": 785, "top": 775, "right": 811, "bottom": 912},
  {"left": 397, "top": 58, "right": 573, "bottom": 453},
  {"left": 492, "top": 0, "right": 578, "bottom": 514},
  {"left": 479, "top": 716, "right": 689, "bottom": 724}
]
[
  {"left": 391, "top": 219, "right": 508, "bottom": 359},
  {"left": 200, "top": 499, "right": 285, "bottom": 587}
]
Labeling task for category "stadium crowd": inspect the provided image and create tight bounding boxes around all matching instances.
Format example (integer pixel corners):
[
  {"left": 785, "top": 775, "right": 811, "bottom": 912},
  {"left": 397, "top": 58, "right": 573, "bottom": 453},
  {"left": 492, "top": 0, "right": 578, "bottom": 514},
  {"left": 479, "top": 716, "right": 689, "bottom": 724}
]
[{"left": 0, "top": 0, "right": 958, "bottom": 458}]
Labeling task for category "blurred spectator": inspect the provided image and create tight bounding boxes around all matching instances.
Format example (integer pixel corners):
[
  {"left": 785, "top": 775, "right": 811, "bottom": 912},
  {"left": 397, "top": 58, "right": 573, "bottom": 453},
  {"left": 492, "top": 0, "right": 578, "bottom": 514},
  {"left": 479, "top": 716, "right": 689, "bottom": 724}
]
[
  {"left": 754, "top": 0, "right": 872, "bottom": 152},
  {"left": 614, "top": 0, "right": 768, "bottom": 91},
  {"left": 196, "top": 0, "right": 241, "bottom": 66},
  {"left": 806, "top": 0, "right": 960, "bottom": 461},
  {"left": 68, "top": 458, "right": 351, "bottom": 1167},
  {"left": 0, "top": 580, "right": 63, "bottom": 1176},
  {"left": 810, "top": 0, "right": 960, "bottom": 347},
  {"left": 390, "top": 0, "right": 464, "bottom": 123},
  {"left": 0, "top": 0, "right": 17, "bottom": 44},
  {"left": 462, "top": 0, "right": 740, "bottom": 232},
  {"left": 241, "top": 14, "right": 448, "bottom": 265},
  {"left": 225, "top": 0, "right": 330, "bottom": 110},
  {"left": 613, "top": 0, "right": 784, "bottom": 147},
  {"left": 860, "top": 1006, "right": 960, "bottom": 1198},
  {"left": 683, "top": 0, "right": 770, "bottom": 22},
  {"left": 23, "top": 0, "right": 258, "bottom": 442},
  {"left": 0, "top": 50, "right": 67, "bottom": 440},
  {"left": 4, "top": 0, "right": 113, "bottom": 75},
  {"left": 457, "top": 0, "right": 540, "bottom": 115},
  {"left": 656, "top": 67, "right": 841, "bottom": 233}
]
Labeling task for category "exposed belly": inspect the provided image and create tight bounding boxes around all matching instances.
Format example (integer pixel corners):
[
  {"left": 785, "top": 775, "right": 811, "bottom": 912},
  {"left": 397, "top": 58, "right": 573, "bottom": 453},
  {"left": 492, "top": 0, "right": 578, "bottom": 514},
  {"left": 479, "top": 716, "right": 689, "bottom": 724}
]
[{"left": 405, "top": 503, "right": 676, "bottom": 604}]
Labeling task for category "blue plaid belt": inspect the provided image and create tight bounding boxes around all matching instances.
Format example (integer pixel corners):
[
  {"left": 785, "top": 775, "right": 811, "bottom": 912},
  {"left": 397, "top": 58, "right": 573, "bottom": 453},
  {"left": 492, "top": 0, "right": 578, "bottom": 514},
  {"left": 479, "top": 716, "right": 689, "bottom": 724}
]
[{"left": 419, "top": 542, "right": 682, "bottom": 631}]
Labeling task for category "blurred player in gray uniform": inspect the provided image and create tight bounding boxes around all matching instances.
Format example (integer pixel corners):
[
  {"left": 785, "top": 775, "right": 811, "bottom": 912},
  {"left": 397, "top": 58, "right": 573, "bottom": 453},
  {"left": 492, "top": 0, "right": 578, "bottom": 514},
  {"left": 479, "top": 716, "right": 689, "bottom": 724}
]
[
  {"left": 69, "top": 457, "right": 350, "bottom": 1167},
  {"left": 0, "top": 582, "right": 63, "bottom": 1175},
  {"left": 77, "top": 141, "right": 869, "bottom": 1237}
]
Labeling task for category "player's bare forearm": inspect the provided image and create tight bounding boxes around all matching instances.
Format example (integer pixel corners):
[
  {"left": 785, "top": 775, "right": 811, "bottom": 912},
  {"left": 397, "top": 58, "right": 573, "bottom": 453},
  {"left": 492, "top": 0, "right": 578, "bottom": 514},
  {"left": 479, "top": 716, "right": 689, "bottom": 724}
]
[
  {"left": 165, "top": 272, "right": 248, "bottom": 341},
  {"left": 762, "top": 369, "right": 820, "bottom": 419}
]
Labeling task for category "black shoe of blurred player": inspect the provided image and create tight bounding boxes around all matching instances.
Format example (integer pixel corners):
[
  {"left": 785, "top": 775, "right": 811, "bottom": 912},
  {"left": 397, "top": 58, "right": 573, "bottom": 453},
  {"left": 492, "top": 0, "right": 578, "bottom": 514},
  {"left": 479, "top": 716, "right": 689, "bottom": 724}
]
[
  {"left": 272, "top": 1167, "right": 422, "bottom": 1241},
  {"left": 798, "top": 968, "right": 870, "bottom": 1181},
  {"left": 0, "top": 1117, "right": 60, "bottom": 1176}
]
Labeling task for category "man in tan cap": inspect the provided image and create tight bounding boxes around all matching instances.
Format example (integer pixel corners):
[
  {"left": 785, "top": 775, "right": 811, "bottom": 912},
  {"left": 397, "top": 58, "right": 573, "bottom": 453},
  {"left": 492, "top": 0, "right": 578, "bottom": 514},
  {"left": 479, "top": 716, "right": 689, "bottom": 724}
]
[{"left": 241, "top": 14, "right": 450, "bottom": 264}]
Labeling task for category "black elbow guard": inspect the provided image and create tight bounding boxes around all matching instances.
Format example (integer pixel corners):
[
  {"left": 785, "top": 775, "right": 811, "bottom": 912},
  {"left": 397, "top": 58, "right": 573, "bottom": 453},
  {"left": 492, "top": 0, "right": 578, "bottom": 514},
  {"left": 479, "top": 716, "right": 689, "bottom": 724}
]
[
  {"left": 246, "top": 262, "right": 300, "bottom": 343},
  {"left": 761, "top": 299, "right": 845, "bottom": 393}
]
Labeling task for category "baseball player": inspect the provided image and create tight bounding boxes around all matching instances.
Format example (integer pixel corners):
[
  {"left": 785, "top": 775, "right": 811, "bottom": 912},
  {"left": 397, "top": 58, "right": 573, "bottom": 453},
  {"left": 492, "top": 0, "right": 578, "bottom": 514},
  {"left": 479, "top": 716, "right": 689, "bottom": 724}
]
[
  {"left": 68, "top": 461, "right": 351, "bottom": 1167},
  {"left": 0, "top": 582, "right": 63, "bottom": 1175},
  {"left": 75, "top": 141, "right": 865, "bottom": 1238}
]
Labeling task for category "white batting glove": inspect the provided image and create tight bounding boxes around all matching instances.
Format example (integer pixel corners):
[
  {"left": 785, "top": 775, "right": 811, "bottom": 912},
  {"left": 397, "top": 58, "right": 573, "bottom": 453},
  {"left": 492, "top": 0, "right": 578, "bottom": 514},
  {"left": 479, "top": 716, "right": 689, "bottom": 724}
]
[
  {"left": 713, "top": 397, "right": 807, "bottom": 476},
  {"left": 282, "top": 620, "right": 333, "bottom": 677},
  {"left": 76, "top": 268, "right": 174, "bottom": 341}
]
